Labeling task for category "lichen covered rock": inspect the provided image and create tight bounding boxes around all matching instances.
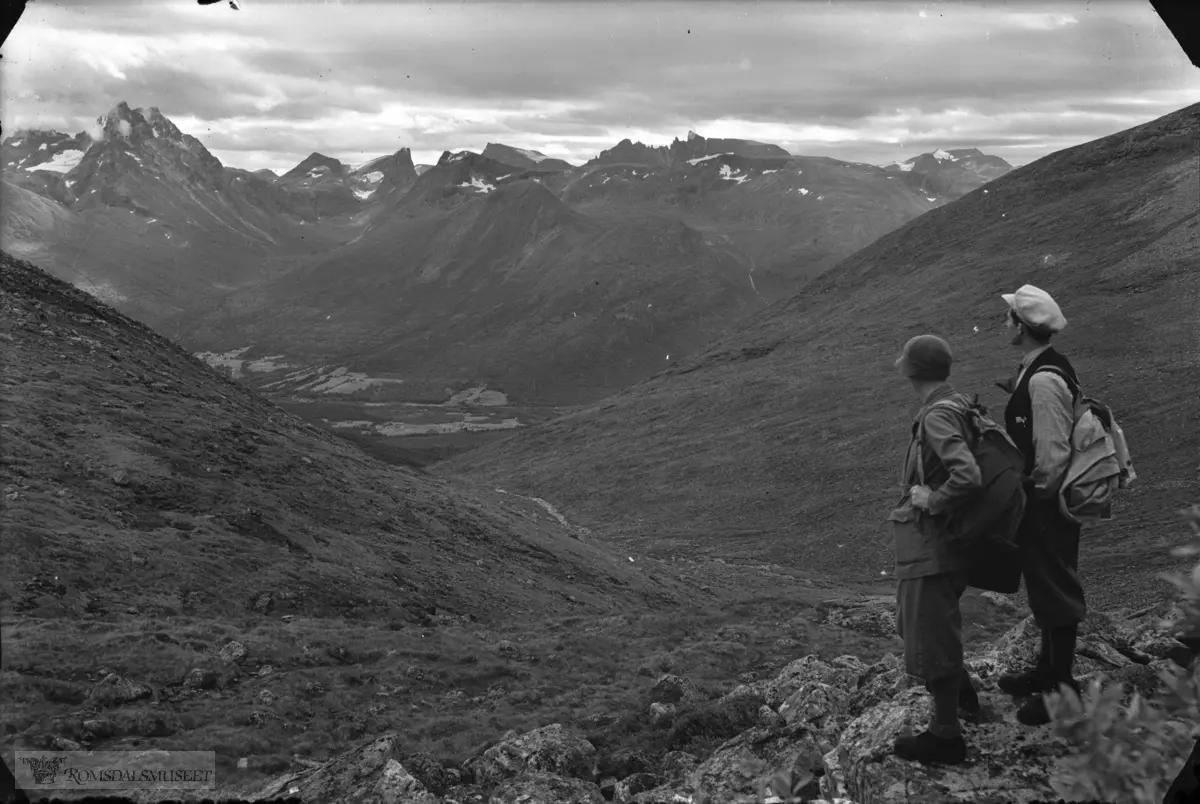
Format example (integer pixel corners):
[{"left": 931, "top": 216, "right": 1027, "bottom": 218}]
[
  {"left": 687, "top": 725, "right": 824, "bottom": 802},
  {"left": 825, "top": 685, "right": 1071, "bottom": 804},
  {"left": 468, "top": 723, "right": 597, "bottom": 786},
  {"left": 487, "top": 772, "right": 604, "bottom": 804}
]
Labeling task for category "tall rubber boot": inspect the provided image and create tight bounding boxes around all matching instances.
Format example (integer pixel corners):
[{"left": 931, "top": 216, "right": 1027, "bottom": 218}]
[
  {"left": 1018, "top": 624, "right": 1081, "bottom": 726},
  {"left": 999, "top": 627, "right": 1052, "bottom": 697}
]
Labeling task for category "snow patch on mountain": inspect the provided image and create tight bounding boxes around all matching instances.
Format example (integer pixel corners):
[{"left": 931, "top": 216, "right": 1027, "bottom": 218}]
[
  {"left": 898, "top": 162, "right": 915, "bottom": 172},
  {"left": 364, "top": 171, "right": 384, "bottom": 183},
  {"left": 448, "top": 152, "right": 471, "bottom": 163},
  {"left": 31, "top": 149, "right": 86, "bottom": 174},
  {"left": 10, "top": 139, "right": 22, "bottom": 147},
  {"left": 459, "top": 175, "right": 495, "bottom": 193},
  {"left": 687, "top": 153, "right": 731, "bottom": 166},
  {"left": 932, "top": 148, "right": 957, "bottom": 161},
  {"left": 353, "top": 188, "right": 374, "bottom": 200},
  {"left": 37, "top": 143, "right": 47, "bottom": 151},
  {"left": 515, "top": 148, "right": 549, "bottom": 163},
  {"left": 719, "top": 164, "right": 749, "bottom": 184},
  {"left": 761, "top": 169, "right": 779, "bottom": 174}
]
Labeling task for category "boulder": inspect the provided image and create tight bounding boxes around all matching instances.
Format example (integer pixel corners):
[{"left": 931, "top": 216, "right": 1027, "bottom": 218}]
[
  {"left": 220, "top": 640, "right": 248, "bottom": 663},
  {"left": 599, "top": 747, "right": 654, "bottom": 779},
  {"left": 687, "top": 725, "right": 824, "bottom": 803},
  {"left": 614, "top": 772, "right": 661, "bottom": 803},
  {"left": 252, "top": 735, "right": 439, "bottom": 803},
  {"left": 81, "top": 718, "right": 116, "bottom": 739},
  {"left": 442, "top": 784, "right": 487, "bottom": 804},
  {"left": 845, "top": 664, "right": 923, "bottom": 719},
  {"left": 763, "top": 655, "right": 866, "bottom": 709},
  {"left": 777, "top": 680, "right": 852, "bottom": 738},
  {"left": 980, "top": 591, "right": 1019, "bottom": 611},
  {"left": 467, "top": 724, "right": 597, "bottom": 786},
  {"left": 403, "top": 752, "right": 455, "bottom": 796},
  {"left": 1133, "top": 633, "right": 1195, "bottom": 668},
  {"left": 85, "top": 673, "right": 152, "bottom": 708},
  {"left": 823, "top": 685, "right": 1072, "bottom": 803},
  {"left": 649, "top": 702, "right": 676, "bottom": 724},
  {"left": 656, "top": 751, "right": 698, "bottom": 783},
  {"left": 757, "top": 704, "right": 785, "bottom": 729},
  {"left": 717, "top": 683, "right": 766, "bottom": 706},
  {"left": 183, "top": 668, "right": 219, "bottom": 690},
  {"left": 487, "top": 772, "right": 603, "bottom": 803},
  {"left": 649, "top": 674, "right": 700, "bottom": 705},
  {"left": 823, "top": 603, "right": 898, "bottom": 639},
  {"left": 630, "top": 785, "right": 697, "bottom": 804}
]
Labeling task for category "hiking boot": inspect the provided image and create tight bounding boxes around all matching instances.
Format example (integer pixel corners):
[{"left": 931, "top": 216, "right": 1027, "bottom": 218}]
[
  {"left": 1016, "top": 679, "right": 1080, "bottom": 727},
  {"left": 997, "top": 666, "right": 1052, "bottom": 698},
  {"left": 893, "top": 730, "right": 967, "bottom": 765}
]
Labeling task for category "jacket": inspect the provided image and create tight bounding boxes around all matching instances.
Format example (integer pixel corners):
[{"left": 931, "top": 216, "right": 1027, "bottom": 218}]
[{"left": 889, "top": 383, "right": 984, "bottom": 580}]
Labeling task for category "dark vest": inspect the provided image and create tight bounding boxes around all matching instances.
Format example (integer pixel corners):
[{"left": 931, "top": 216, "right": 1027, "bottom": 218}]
[{"left": 1004, "top": 347, "right": 1079, "bottom": 475}]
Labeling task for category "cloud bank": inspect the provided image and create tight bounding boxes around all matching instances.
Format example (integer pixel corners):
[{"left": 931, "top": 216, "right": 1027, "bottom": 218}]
[{"left": 3, "top": 0, "right": 1196, "bottom": 172}]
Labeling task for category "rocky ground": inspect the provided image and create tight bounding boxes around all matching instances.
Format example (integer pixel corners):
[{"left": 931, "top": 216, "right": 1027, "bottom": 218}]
[{"left": 239, "top": 599, "right": 1198, "bottom": 804}]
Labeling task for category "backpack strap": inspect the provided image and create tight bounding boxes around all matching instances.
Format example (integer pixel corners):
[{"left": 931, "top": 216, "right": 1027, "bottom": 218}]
[
  {"left": 914, "top": 398, "right": 970, "bottom": 487},
  {"left": 1031, "top": 365, "right": 1081, "bottom": 404}
]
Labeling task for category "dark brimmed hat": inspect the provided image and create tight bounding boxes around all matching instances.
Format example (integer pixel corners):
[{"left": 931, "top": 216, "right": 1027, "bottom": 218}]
[{"left": 895, "top": 334, "right": 952, "bottom": 381}]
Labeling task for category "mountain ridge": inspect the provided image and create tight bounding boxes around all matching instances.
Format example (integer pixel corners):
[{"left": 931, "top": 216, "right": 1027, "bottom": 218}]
[{"left": 3, "top": 104, "right": 1011, "bottom": 406}]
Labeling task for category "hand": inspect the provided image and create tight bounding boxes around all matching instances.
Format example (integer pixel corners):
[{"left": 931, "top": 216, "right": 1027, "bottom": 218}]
[{"left": 910, "top": 485, "right": 933, "bottom": 510}]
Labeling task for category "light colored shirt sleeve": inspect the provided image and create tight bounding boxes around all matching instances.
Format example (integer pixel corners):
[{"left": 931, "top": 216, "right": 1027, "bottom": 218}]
[{"left": 1028, "top": 371, "right": 1075, "bottom": 499}]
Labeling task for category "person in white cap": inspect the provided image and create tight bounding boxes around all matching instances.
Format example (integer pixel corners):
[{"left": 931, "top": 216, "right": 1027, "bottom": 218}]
[{"left": 996, "top": 284, "right": 1085, "bottom": 726}]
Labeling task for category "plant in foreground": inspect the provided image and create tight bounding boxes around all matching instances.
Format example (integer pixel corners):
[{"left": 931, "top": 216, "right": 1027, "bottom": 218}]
[{"left": 1047, "top": 504, "right": 1200, "bottom": 804}]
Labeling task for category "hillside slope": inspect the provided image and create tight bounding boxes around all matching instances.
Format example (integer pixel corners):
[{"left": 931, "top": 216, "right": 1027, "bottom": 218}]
[
  {"left": 0, "top": 250, "right": 684, "bottom": 625},
  {"left": 443, "top": 103, "right": 1200, "bottom": 607}
]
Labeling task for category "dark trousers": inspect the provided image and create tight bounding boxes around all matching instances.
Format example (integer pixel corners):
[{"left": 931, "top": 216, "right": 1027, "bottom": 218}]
[
  {"left": 1017, "top": 499, "right": 1086, "bottom": 628},
  {"left": 896, "top": 570, "right": 970, "bottom": 682}
]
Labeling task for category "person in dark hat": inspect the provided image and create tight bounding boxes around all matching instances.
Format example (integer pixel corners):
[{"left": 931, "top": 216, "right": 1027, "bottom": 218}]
[
  {"left": 888, "top": 334, "right": 984, "bottom": 765},
  {"left": 996, "top": 284, "right": 1087, "bottom": 726}
]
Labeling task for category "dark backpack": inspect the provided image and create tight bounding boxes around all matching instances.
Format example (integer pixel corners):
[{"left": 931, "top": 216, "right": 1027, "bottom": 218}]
[{"left": 917, "top": 396, "right": 1027, "bottom": 593}]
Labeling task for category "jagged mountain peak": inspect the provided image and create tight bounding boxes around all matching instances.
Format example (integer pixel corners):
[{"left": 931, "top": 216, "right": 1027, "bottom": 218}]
[
  {"left": 137, "top": 106, "right": 185, "bottom": 141},
  {"left": 98, "top": 101, "right": 139, "bottom": 140},
  {"left": 95, "top": 102, "right": 187, "bottom": 145}
]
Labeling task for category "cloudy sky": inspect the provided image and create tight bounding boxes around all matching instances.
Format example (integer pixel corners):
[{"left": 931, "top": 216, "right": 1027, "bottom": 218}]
[{"left": 3, "top": 0, "right": 1196, "bottom": 173}]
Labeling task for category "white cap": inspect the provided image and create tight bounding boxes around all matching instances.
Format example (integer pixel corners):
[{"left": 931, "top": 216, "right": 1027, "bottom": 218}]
[{"left": 1001, "top": 284, "right": 1067, "bottom": 334}]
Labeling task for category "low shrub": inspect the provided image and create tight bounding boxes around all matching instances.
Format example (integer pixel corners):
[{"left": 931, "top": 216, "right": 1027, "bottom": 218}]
[{"left": 1048, "top": 504, "right": 1200, "bottom": 803}]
